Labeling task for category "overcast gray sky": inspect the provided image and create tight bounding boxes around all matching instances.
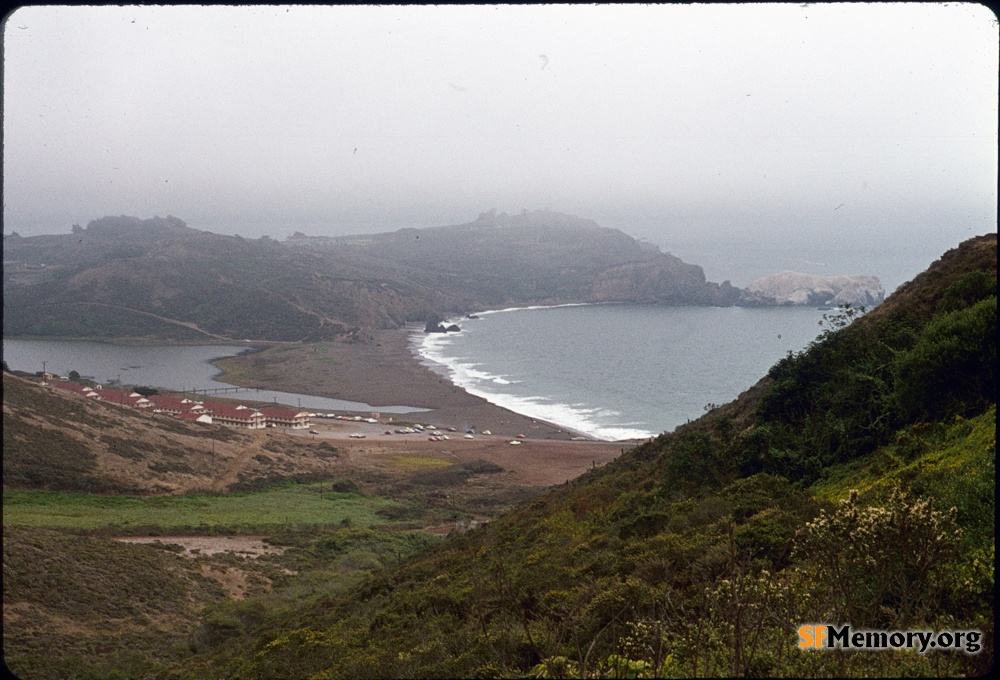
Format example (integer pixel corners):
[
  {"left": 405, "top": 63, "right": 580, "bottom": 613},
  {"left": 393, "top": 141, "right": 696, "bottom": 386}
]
[{"left": 3, "top": 3, "right": 997, "bottom": 254}]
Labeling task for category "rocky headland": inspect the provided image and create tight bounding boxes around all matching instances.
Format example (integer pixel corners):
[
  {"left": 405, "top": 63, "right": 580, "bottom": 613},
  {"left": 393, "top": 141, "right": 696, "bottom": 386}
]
[{"left": 739, "top": 271, "right": 884, "bottom": 308}]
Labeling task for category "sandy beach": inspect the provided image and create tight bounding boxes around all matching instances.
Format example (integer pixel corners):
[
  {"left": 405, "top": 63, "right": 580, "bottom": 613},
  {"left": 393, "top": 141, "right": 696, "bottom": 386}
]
[
  {"left": 214, "top": 327, "right": 610, "bottom": 442},
  {"left": 210, "top": 328, "right": 638, "bottom": 491}
]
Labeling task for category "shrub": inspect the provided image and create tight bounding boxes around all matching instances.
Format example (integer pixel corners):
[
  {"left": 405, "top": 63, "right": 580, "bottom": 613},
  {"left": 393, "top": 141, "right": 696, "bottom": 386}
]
[
  {"left": 795, "top": 487, "right": 961, "bottom": 628},
  {"left": 894, "top": 297, "right": 996, "bottom": 420}
]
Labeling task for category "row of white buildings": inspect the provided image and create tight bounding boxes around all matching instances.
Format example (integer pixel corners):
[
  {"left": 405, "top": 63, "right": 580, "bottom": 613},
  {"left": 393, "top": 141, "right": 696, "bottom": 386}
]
[{"left": 52, "top": 382, "right": 311, "bottom": 429}]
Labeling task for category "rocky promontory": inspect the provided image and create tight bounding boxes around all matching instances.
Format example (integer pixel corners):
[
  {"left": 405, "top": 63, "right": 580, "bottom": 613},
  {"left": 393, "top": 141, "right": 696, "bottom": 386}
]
[
  {"left": 588, "top": 257, "right": 741, "bottom": 307},
  {"left": 739, "top": 271, "right": 884, "bottom": 308}
]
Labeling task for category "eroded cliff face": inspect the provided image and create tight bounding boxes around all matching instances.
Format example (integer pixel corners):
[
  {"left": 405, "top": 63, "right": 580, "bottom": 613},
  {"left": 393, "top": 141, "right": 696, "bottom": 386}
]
[
  {"left": 739, "top": 271, "right": 884, "bottom": 308},
  {"left": 589, "top": 256, "right": 740, "bottom": 306}
]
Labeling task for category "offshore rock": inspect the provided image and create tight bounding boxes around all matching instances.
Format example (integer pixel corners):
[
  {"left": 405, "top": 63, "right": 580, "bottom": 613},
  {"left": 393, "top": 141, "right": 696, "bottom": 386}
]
[
  {"left": 424, "top": 321, "right": 461, "bottom": 333},
  {"left": 740, "top": 271, "right": 884, "bottom": 308}
]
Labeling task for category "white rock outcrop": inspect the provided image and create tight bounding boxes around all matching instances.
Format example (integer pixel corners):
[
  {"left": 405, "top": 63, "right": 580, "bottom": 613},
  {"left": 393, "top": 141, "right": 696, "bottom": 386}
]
[{"left": 740, "top": 271, "right": 884, "bottom": 308}]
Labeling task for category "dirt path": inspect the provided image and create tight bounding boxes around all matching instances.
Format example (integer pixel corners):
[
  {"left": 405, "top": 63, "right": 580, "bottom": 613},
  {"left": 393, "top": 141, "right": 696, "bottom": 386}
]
[
  {"left": 115, "top": 535, "right": 286, "bottom": 558},
  {"left": 62, "top": 302, "right": 235, "bottom": 340},
  {"left": 211, "top": 437, "right": 267, "bottom": 492}
]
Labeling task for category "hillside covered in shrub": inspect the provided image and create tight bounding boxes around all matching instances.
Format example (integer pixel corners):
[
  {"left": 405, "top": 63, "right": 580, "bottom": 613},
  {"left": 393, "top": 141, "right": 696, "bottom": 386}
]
[{"left": 167, "top": 233, "right": 994, "bottom": 678}]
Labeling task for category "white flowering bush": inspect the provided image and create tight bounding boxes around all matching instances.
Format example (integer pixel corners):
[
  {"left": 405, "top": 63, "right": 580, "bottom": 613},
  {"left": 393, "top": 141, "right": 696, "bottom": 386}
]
[{"left": 796, "top": 487, "right": 961, "bottom": 628}]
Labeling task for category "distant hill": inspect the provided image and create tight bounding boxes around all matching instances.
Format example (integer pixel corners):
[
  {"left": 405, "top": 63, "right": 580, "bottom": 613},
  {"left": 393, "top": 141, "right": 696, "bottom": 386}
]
[
  {"left": 3, "top": 215, "right": 440, "bottom": 341},
  {"left": 3, "top": 211, "right": 738, "bottom": 342},
  {"left": 291, "top": 209, "right": 739, "bottom": 307}
]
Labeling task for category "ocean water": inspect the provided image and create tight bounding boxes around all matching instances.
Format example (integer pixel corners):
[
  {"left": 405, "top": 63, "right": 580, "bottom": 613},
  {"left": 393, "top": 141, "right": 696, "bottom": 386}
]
[
  {"left": 417, "top": 303, "right": 828, "bottom": 440},
  {"left": 413, "top": 235, "right": 968, "bottom": 441}
]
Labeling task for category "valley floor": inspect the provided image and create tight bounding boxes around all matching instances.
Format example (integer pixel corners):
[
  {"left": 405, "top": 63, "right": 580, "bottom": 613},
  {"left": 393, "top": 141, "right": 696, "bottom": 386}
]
[{"left": 300, "top": 418, "right": 629, "bottom": 488}]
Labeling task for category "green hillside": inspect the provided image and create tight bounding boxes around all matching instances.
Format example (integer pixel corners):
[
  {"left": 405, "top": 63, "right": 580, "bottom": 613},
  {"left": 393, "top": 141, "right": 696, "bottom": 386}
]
[{"left": 172, "top": 234, "right": 995, "bottom": 678}]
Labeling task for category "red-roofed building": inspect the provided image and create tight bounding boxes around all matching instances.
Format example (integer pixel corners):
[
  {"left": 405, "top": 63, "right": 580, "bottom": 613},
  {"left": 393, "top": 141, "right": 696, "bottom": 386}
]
[
  {"left": 100, "top": 389, "right": 152, "bottom": 409},
  {"left": 177, "top": 412, "right": 213, "bottom": 424},
  {"left": 53, "top": 382, "right": 103, "bottom": 400},
  {"left": 46, "top": 383, "right": 309, "bottom": 430},
  {"left": 53, "top": 382, "right": 84, "bottom": 393},
  {"left": 208, "top": 403, "right": 266, "bottom": 429},
  {"left": 258, "top": 406, "right": 311, "bottom": 429},
  {"left": 147, "top": 394, "right": 206, "bottom": 415}
]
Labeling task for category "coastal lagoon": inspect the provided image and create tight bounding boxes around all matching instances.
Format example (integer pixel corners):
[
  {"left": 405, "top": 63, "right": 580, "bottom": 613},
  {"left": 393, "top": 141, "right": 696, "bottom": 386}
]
[
  {"left": 1, "top": 339, "right": 426, "bottom": 414},
  {"left": 6, "top": 304, "right": 842, "bottom": 439},
  {"left": 418, "top": 304, "right": 828, "bottom": 440}
]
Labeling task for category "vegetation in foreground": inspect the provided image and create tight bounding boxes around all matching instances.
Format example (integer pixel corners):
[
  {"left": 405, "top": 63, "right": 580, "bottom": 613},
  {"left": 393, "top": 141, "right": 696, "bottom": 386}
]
[
  {"left": 166, "top": 234, "right": 994, "bottom": 679},
  {"left": 2, "top": 483, "right": 421, "bottom": 533},
  {"left": 2, "top": 524, "right": 438, "bottom": 680},
  {"left": 2, "top": 233, "right": 995, "bottom": 678},
  {"left": 1, "top": 373, "right": 523, "bottom": 679}
]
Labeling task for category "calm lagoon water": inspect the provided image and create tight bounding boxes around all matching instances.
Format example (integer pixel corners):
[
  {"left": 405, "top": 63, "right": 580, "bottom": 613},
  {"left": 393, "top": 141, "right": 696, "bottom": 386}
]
[{"left": 1, "top": 339, "right": 426, "bottom": 414}]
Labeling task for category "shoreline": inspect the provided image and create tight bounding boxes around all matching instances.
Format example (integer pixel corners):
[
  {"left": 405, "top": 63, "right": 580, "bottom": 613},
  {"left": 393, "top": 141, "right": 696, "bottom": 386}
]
[
  {"left": 406, "top": 325, "right": 599, "bottom": 441},
  {"left": 407, "top": 324, "right": 604, "bottom": 442},
  {"left": 4, "top": 330, "right": 641, "bottom": 443},
  {"left": 210, "top": 328, "right": 610, "bottom": 442}
]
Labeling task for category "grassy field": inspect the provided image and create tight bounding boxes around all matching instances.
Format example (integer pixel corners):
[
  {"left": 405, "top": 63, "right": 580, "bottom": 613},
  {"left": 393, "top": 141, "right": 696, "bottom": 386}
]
[
  {"left": 2, "top": 483, "right": 423, "bottom": 532},
  {"left": 388, "top": 454, "right": 454, "bottom": 470}
]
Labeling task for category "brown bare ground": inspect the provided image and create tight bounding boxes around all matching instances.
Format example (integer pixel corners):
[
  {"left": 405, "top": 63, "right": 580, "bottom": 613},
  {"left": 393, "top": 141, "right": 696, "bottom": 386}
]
[
  {"left": 115, "top": 536, "right": 287, "bottom": 558},
  {"left": 201, "top": 326, "right": 641, "bottom": 501},
  {"left": 284, "top": 413, "right": 634, "bottom": 488}
]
